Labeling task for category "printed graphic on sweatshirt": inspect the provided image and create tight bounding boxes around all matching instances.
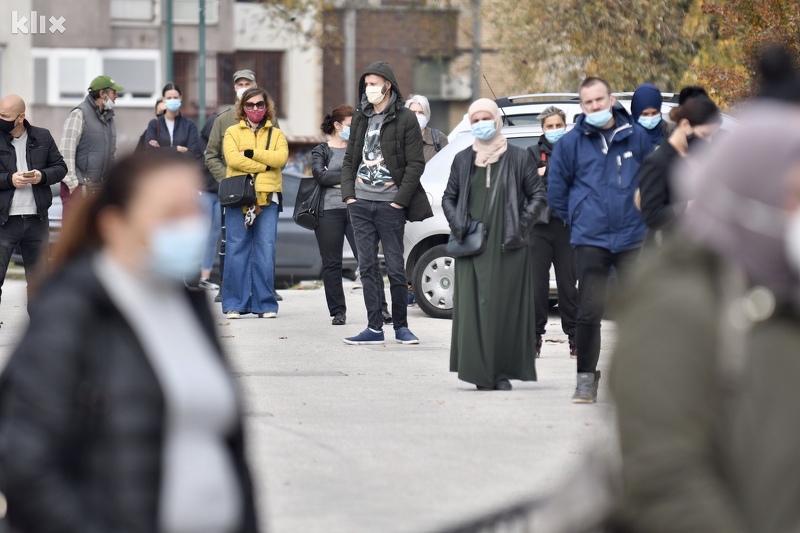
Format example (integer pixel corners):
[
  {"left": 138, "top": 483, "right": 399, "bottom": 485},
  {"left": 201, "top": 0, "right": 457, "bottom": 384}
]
[{"left": 357, "top": 121, "right": 393, "bottom": 186}]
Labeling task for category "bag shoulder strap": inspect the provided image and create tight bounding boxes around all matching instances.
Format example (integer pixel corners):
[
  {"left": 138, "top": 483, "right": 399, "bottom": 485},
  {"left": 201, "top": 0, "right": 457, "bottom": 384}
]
[
  {"left": 481, "top": 166, "right": 502, "bottom": 234},
  {"left": 264, "top": 127, "right": 273, "bottom": 171},
  {"left": 432, "top": 129, "right": 442, "bottom": 152}
]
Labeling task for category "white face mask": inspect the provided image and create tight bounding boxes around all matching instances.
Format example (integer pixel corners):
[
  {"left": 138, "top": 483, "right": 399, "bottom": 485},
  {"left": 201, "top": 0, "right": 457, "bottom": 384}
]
[
  {"left": 785, "top": 210, "right": 800, "bottom": 273},
  {"left": 236, "top": 87, "right": 247, "bottom": 100},
  {"left": 416, "top": 114, "right": 429, "bottom": 130},
  {"left": 365, "top": 85, "right": 387, "bottom": 105},
  {"left": 103, "top": 97, "right": 115, "bottom": 111}
]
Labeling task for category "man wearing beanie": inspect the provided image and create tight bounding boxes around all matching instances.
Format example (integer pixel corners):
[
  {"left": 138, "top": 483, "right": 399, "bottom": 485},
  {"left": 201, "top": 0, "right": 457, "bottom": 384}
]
[
  {"left": 341, "top": 61, "right": 432, "bottom": 346},
  {"left": 631, "top": 83, "right": 670, "bottom": 148}
]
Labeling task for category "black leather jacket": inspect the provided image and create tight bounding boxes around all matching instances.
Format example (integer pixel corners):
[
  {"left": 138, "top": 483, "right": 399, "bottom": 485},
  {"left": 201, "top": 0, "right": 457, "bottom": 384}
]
[
  {"left": 311, "top": 143, "right": 341, "bottom": 187},
  {"left": 442, "top": 144, "right": 546, "bottom": 250},
  {"left": 0, "top": 254, "right": 259, "bottom": 533}
]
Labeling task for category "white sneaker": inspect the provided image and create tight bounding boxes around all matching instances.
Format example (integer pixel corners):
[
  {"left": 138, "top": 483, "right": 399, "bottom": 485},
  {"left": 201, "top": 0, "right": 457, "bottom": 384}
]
[
  {"left": 352, "top": 274, "right": 362, "bottom": 290},
  {"left": 226, "top": 311, "right": 241, "bottom": 319},
  {"left": 260, "top": 312, "right": 277, "bottom": 318}
]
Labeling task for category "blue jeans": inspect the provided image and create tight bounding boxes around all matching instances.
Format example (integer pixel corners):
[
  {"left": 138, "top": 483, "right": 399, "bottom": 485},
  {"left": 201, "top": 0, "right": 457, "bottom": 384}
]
[
  {"left": 348, "top": 199, "right": 407, "bottom": 331},
  {"left": 222, "top": 204, "right": 279, "bottom": 314},
  {"left": 199, "top": 191, "right": 222, "bottom": 271}
]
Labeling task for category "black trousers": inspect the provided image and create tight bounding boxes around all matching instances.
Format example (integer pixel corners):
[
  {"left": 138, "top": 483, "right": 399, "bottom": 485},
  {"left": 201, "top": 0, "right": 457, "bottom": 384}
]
[
  {"left": 575, "top": 245, "right": 639, "bottom": 373},
  {"left": 529, "top": 217, "right": 578, "bottom": 339},
  {"left": 314, "top": 208, "right": 357, "bottom": 316},
  {"left": 0, "top": 215, "right": 49, "bottom": 309}
]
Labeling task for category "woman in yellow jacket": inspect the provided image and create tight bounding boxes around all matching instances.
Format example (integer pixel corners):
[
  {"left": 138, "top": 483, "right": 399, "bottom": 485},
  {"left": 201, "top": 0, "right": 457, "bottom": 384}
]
[{"left": 222, "top": 87, "right": 289, "bottom": 319}]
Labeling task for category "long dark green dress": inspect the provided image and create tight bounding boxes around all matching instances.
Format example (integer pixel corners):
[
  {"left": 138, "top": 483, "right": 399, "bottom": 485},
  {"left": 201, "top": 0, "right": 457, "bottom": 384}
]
[{"left": 449, "top": 164, "right": 537, "bottom": 388}]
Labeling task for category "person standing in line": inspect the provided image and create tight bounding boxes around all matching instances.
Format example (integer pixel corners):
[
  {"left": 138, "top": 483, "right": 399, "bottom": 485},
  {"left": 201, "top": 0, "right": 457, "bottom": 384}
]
[
  {"left": 340, "top": 61, "right": 432, "bottom": 346},
  {"left": 444, "top": 98, "right": 546, "bottom": 391},
  {"left": 405, "top": 94, "right": 448, "bottom": 164},
  {"left": 199, "top": 109, "right": 223, "bottom": 293},
  {"left": 547, "top": 76, "right": 653, "bottom": 404},
  {"left": 222, "top": 87, "right": 288, "bottom": 319},
  {"left": 311, "top": 105, "right": 361, "bottom": 326},
  {"left": 136, "top": 98, "right": 165, "bottom": 153},
  {"left": 59, "top": 75, "right": 122, "bottom": 209},
  {"left": 145, "top": 83, "right": 201, "bottom": 160},
  {"left": 527, "top": 106, "right": 578, "bottom": 358},
  {"left": 205, "top": 70, "right": 283, "bottom": 304},
  {"left": 638, "top": 94, "right": 721, "bottom": 247},
  {"left": 0, "top": 151, "right": 259, "bottom": 532},
  {"left": 630, "top": 83, "right": 670, "bottom": 149},
  {"left": 0, "top": 94, "right": 67, "bottom": 310}
]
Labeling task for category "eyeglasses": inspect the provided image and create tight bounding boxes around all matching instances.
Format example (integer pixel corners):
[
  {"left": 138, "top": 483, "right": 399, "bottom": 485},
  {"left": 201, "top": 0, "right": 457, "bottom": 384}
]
[{"left": 244, "top": 101, "right": 266, "bottom": 110}]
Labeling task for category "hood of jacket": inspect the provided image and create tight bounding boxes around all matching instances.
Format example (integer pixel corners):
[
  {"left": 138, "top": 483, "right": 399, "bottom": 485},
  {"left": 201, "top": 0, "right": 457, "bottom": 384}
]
[{"left": 358, "top": 61, "right": 403, "bottom": 115}]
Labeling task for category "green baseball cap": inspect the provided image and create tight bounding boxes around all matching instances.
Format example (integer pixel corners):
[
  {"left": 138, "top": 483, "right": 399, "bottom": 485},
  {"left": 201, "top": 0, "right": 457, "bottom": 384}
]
[
  {"left": 88, "top": 75, "right": 125, "bottom": 92},
  {"left": 233, "top": 69, "right": 256, "bottom": 83}
]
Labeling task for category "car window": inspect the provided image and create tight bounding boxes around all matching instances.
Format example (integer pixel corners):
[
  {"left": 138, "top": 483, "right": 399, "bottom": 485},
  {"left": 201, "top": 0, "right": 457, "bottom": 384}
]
[{"left": 502, "top": 114, "right": 541, "bottom": 127}]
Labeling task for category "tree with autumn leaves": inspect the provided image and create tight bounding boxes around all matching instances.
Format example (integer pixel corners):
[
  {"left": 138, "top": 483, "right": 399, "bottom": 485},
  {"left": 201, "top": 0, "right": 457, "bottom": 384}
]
[{"left": 489, "top": 0, "right": 799, "bottom": 108}]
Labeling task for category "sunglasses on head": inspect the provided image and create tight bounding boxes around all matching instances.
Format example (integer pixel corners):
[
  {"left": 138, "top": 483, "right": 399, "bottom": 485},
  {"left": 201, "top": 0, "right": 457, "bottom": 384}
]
[{"left": 244, "top": 101, "right": 266, "bottom": 110}]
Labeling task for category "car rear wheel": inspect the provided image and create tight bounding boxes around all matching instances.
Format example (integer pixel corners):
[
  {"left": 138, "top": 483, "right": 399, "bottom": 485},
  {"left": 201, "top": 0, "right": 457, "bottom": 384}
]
[{"left": 412, "top": 244, "right": 455, "bottom": 320}]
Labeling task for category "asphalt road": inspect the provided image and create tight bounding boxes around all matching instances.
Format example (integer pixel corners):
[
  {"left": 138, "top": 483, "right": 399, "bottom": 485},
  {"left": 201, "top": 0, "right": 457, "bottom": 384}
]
[{"left": 0, "top": 277, "right": 617, "bottom": 533}]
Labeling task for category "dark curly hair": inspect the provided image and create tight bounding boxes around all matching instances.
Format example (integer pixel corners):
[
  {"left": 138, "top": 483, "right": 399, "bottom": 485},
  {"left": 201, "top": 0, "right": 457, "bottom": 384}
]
[{"left": 320, "top": 105, "right": 355, "bottom": 135}]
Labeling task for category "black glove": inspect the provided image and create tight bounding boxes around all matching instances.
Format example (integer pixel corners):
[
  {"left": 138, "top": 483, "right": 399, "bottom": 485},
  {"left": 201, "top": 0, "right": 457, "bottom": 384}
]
[{"left": 243, "top": 149, "right": 254, "bottom": 159}]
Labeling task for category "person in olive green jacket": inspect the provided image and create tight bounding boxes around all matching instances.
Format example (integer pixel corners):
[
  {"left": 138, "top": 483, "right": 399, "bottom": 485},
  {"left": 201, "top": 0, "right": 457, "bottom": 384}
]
[
  {"left": 610, "top": 105, "right": 800, "bottom": 533},
  {"left": 340, "top": 61, "right": 432, "bottom": 346}
]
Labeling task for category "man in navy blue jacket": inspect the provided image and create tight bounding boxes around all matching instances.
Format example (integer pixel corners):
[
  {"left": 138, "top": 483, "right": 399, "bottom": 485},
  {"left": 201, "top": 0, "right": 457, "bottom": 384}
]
[{"left": 548, "top": 77, "right": 653, "bottom": 404}]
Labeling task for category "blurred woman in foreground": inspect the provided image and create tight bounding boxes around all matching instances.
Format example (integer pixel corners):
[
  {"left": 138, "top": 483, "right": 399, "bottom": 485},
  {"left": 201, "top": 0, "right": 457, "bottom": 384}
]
[
  {"left": 0, "top": 152, "right": 259, "bottom": 532},
  {"left": 610, "top": 105, "right": 800, "bottom": 532}
]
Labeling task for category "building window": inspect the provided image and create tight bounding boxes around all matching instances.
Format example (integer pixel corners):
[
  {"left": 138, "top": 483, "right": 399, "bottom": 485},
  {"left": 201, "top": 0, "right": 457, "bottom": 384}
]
[
  {"left": 174, "top": 0, "right": 220, "bottom": 24},
  {"left": 217, "top": 51, "right": 283, "bottom": 115},
  {"left": 110, "top": 0, "right": 155, "bottom": 21},
  {"left": 32, "top": 48, "right": 160, "bottom": 107}
]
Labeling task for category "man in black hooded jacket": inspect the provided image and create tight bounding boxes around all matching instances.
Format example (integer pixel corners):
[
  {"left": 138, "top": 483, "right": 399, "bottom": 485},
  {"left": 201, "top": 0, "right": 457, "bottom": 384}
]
[{"left": 341, "top": 61, "right": 432, "bottom": 346}]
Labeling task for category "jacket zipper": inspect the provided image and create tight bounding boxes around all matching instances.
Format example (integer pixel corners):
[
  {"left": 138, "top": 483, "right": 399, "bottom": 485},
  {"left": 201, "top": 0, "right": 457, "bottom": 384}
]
[{"left": 617, "top": 155, "right": 622, "bottom": 185}]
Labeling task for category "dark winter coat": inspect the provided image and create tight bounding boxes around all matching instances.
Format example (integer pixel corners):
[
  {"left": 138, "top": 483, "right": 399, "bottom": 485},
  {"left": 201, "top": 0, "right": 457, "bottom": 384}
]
[
  {"left": 0, "top": 120, "right": 67, "bottom": 225},
  {"left": 341, "top": 61, "right": 432, "bottom": 222},
  {"left": 311, "top": 143, "right": 341, "bottom": 187},
  {"left": 442, "top": 144, "right": 547, "bottom": 250},
  {"left": 637, "top": 140, "right": 685, "bottom": 232},
  {"left": 528, "top": 134, "right": 562, "bottom": 224},
  {"left": 145, "top": 114, "right": 202, "bottom": 161},
  {"left": 0, "top": 254, "right": 259, "bottom": 533},
  {"left": 547, "top": 105, "right": 653, "bottom": 253}
]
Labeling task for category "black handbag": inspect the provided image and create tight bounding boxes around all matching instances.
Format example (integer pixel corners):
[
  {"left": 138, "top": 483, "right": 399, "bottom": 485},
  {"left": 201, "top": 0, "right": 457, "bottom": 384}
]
[
  {"left": 218, "top": 174, "right": 256, "bottom": 207},
  {"left": 446, "top": 174, "right": 502, "bottom": 257},
  {"left": 218, "top": 128, "right": 273, "bottom": 207},
  {"left": 293, "top": 178, "right": 322, "bottom": 230}
]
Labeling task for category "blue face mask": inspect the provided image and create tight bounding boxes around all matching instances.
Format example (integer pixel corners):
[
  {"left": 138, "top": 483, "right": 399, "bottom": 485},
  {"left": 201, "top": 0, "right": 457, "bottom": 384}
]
[
  {"left": 638, "top": 115, "right": 662, "bottom": 130},
  {"left": 340, "top": 125, "right": 350, "bottom": 141},
  {"left": 544, "top": 128, "right": 566, "bottom": 144},
  {"left": 471, "top": 119, "right": 497, "bottom": 141},
  {"left": 584, "top": 108, "right": 613, "bottom": 128},
  {"left": 165, "top": 99, "right": 182, "bottom": 113},
  {"left": 147, "top": 216, "right": 207, "bottom": 283}
]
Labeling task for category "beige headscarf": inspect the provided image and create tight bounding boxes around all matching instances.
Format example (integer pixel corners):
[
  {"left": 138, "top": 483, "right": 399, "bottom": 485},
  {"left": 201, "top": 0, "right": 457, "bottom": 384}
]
[{"left": 468, "top": 98, "right": 507, "bottom": 167}]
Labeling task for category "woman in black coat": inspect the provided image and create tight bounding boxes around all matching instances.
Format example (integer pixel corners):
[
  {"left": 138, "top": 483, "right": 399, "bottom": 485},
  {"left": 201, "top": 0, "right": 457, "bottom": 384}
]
[
  {"left": 145, "top": 82, "right": 201, "bottom": 161},
  {"left": 638, "top": 94, "right": 721, "bottom": 246},
  {"left": 0, "top": 152, "right": 259, "bottom": 532}
]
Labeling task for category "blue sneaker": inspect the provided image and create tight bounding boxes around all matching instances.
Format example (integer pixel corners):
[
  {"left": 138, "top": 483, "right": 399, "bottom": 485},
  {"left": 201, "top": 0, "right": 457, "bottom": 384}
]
[
  {"left": 395, "top": 327, "right": 419, "bottom": 345},
  {"left": 344, "top": 328, "right": 385, "bottom": 345}
]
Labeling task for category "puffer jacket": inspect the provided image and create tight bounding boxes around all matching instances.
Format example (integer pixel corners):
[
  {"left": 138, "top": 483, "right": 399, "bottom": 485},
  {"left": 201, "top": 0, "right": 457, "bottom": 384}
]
[
  {"left": 442, "top": 143, "right": 546, "bottom": 250},
  {"left": 223, "top": 120, "right": 288, "bottom": 206},
  {"left": 0, "top": 121, "right": 67, "bottom": 225},
  {"left": 341, "top": 61, "right": 432, "bottom": 222},
  {"left": 611, "top": 240, "right": 800, "bottom": 533},
  {"left": 547, "top": 105, "right": 652, "bottom": 253},
  {"left": 0, "top": 253, "right": 258, "bottom": 533}
]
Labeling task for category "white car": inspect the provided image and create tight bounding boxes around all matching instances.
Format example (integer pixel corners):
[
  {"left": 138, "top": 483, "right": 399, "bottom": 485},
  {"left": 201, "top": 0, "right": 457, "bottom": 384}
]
[{"left": 448, "top": 92, "right": 737, "bottom": 141}]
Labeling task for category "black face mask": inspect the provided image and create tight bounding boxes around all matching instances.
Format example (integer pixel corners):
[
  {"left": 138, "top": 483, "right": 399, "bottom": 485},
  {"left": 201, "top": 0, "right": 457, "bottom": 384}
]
[{"left": 0, "top": 114, "right": 19, "bottom": 134}]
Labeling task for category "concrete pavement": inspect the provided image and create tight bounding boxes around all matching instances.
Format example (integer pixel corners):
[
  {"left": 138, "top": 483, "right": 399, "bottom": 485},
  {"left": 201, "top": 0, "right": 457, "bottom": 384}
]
[{"left": 0, "top": 277, "right": 617, "bottom": 533}]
